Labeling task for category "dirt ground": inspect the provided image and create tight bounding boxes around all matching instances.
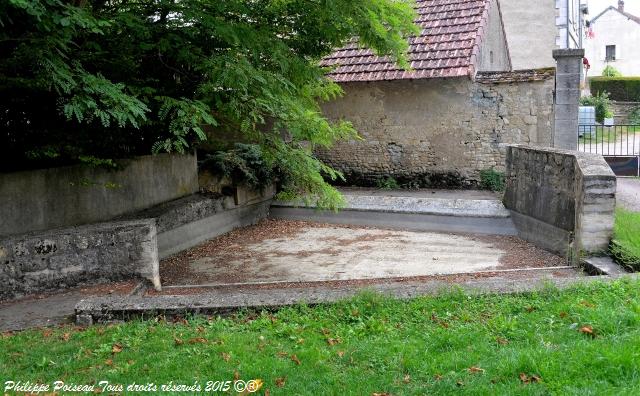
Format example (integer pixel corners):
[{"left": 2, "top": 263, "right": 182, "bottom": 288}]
[{"left": 160, "top": 219, "right": 566, "bottom": 286}]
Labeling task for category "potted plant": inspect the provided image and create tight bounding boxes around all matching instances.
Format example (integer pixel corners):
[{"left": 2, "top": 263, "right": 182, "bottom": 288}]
[{"left": 604, "top": 109, "right": 615, "bottom": 126}]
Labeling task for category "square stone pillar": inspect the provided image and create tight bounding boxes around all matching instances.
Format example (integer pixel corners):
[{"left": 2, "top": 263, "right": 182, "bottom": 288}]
[{"left": 553, "top": 49, "right": 584, "bottom": 150}]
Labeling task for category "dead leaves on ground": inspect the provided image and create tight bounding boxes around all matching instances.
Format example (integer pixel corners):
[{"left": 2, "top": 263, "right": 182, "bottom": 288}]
[
  {"left": 519, "top": 373, "right": 542, "bottom": 384},
  {"left": 468, "top": 366, "right": 485, "bottom": 374},
  {"left": 111, "top": 343, "right": 123, "bottom": 354},
  {"left": 579, "top": 325, "right": 597, "bottom": 338},
  {"left": 275, "top": 377, "right": 286, "bottom": 388}
]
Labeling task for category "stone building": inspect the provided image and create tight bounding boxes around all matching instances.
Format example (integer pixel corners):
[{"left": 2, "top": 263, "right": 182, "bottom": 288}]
[{"left": 317, "top": 0, "right": 557, "bottom": 187}]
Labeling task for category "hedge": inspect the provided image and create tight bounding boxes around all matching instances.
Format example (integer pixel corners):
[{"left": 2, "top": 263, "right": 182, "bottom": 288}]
[{"left": 590, "top": 77, "right": 640, "bottom": 101}]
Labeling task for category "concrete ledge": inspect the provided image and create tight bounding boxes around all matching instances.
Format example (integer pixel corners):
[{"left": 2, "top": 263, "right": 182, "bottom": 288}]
[
  {"left": 0, "top": 220, "right": 160, "bottom": 300},
  {"left": 582, "top": 256, "right": 628, "bottom": 276},
  {"left": 75, "top": 274, "right": 638, "bottom": 325},
  {"left": 270, "top": 206, "right": 518, "bottom": 236},
  {"left": 275, "top": 194, "right": 511, "bottom": 218}
]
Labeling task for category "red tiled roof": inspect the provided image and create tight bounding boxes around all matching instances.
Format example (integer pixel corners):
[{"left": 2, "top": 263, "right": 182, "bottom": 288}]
[{"left": 320, "top": 0, "right": 492, "bottom": 82}]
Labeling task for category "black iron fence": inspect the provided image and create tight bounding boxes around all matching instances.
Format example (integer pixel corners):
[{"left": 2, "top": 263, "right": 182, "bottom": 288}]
[{"left": 578, "top": 124, "right": 640, "bottom": 176}]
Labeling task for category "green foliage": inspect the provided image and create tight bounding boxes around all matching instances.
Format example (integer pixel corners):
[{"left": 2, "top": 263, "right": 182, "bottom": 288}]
[
  {"left": 200, "top": 144, "right": 273, "bottom": 191},
  {"left": 580, "top": 92, "right": 612, "bottom": 123},
  {"left": 590, "top": 77, "right": 640, "bottom": 101},
  {"left": 3, "top": 280, "right": 640, "bottom": 394},
  {"left": 611, "top": 209, "right": 640, "bottom": 271},
  {"left": 602, "top": 65, "right": 622, "bottom": 77},
  {"left": 0, "top": 0, "right": 419, "bottom": 208},
  {"left": 376, "top": 176, "right": 400, "bottom": 190},
  {"left": 629, "top": 107, "right": 640, "bottom": 125},
  {"left": 479, "top": 168, "right": 505, "bottom": 192}
]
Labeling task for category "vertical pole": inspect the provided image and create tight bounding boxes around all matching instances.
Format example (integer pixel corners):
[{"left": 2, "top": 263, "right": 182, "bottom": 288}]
[{"left": 553, "top": 48, "right": 584, "bottom": 150}]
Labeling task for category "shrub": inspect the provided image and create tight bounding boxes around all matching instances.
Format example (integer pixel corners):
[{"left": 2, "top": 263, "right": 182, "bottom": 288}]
[
  {"left": 602, "top": 65, "right": 622, "bottom": 77},
  {"left": 479, "top": 168, "right": 505, "bottom": 192},
  {"left": 610, "top": 209, "right": 640, "bottom": 272},
  {"left": 199, "top": 144, "right": 274, "bottom": 191},
  {"left": 629, "top": 107, "right": 640, "bottom": 125},
  {"left": 580, "top": 92, "right": 612, "bottom": 123},
  {"left": 590, "top": 77, "right": 640, "bottom": 101},
  {"left": 376, "top": 176, "right": 400, "bottom": 190}
]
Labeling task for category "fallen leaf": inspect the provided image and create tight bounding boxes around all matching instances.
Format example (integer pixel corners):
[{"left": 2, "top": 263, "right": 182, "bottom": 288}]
[
  {"left": 111, "top": 343, "right": 123, "bottom": 354},
  {"left": 61, "top": 333, "right": 71, "bottom": 341},
  {"left": 519, "top": 373, "right": 530, "bottom": 384},
  {"left": 196, "top": 326, "right": 205, "bottom": 333},
  {"left": 221, "top": 352, "right": 231, "bottom": 362},
  {"left": 296, "top": 338, "right": 305, "bottom": 344},
  {"left": 580, "top": 300, "right": 595, "bottom": 308},
  {"left": 276, "top": 351, "right": 288, "bottom": 357},
  {"left": 531, "top": 375, "right": 542, "bottom": 383},
  {"left": 264, "top": 389, "right": 270, "bottom": 396},
  {"left": 468, "top": 366, "right": 485, "bottom": 374},
  {"left": 559, "top": 311, "right": 568, "bottom": 318},
  {"left": 187, "top": 337, "right": 208, "bottom": 344},
  {"left": 434, "top": 374, "right": 443, "bottom": 381},
  {"left": 372, "top": 393, "right": 390, "bottom": 396},
  {"left": 290, "top": 354, "right": 301, "bottom": 365},
  {"left": 104, "top": 359, "right": 113, "bottom": 366},
  {"left": 234, "top": 371, "right": 240, "bottom": 381},
  {"left": 403, "top": 374, "right": 411, "bottom": 383},
  {"left": 326, "top": 338, "right": 341, "bottom": 346},
  {"left": 174, "top": 337, "right": 184, "bottom": 346},
  {"left": 456, "top": 380, "right": 464, "bottom": 387},
  {"left": 496, "top": 337, "right": 509, "bottom": 345},
  {"left": 42, "top": 329, "right": 53, "bottom": 338},
  {"left": 526, "top": 306, "right": 536, "bottom": 313},
  {"left": 321, "top": 328, "right": 330, "bottom": 335},
  {"left": 337, "top": 351, "right": 345, "bottom": 358},
  {"left": 275, "top": 377, "right": 286, "bottom": 387},
  {"left": 579, "top": 326, "right": 595, "bottom": 336},
  {"left": 127, "top": 360, "right": 134, "bottom": 365}
]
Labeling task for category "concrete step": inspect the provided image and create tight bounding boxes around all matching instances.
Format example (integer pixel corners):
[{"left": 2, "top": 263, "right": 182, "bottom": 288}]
[{"left": 271, "top": 188, "right": 517, "bottom": 236}]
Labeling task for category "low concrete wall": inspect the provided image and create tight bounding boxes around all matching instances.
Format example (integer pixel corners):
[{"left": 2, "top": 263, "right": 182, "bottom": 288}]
[
  {"left": 0, "top": 220, "right": 159, "bottom": 300},
  {"left": 504, "top": 145, "right": 616, "bottom": 258},
  {"left": 0, "top": 154, "right": 198, "bottom": 236}
]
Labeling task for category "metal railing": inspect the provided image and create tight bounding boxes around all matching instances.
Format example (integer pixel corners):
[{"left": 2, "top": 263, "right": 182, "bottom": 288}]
[{"left": 578, "top": 124, "right": 640, "bottom": 156}]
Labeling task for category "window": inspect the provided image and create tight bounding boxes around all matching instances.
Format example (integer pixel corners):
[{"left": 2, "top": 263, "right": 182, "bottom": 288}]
[{"left": 606, "top": 45, "right": 616, "bottom": 61}]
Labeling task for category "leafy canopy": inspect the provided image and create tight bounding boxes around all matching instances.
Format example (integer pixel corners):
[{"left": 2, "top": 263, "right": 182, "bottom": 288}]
[{"left": 1, "top": 0, "right": 418, "bottom": 208}]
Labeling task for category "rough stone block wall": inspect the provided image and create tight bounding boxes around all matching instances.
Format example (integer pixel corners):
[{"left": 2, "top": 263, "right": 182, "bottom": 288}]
[
  {"left": 317, "top": 70, "right": 555, "bottom": 187},
  {"left": 610, "top": 101, "right": 640, "bottom": 124},
  {"left": 504, "top": 145, "right": 616, "bottom": 258},
  {"left": 0, "top": 220, "right": 159, "bottom": 300}
]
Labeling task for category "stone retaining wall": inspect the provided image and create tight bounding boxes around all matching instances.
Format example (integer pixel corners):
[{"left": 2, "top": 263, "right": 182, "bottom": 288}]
[
  {"left": 610, "top": 101, "right": 640, "bottom": 124},
  {"left": 0, "top": 220, "right": 159, "bottom": 300},
  {"left": 504, "top": 145, "right": 616, "bottom": 259}
]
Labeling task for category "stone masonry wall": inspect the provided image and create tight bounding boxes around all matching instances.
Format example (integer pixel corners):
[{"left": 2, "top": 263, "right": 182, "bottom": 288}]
[
  {"left": 317, "top": 70, "right": 555, "bottom": 187},
  {"left": 0, "top": 220, "right": 159, "bottom": 300},
  {"left": 504, "top": 145, "right": 616, "bottom": 258}
]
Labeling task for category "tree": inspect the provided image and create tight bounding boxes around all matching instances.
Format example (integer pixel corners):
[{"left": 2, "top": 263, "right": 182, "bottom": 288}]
[{"left": 1, "top": 0, "right": 418, "bottom": 208}]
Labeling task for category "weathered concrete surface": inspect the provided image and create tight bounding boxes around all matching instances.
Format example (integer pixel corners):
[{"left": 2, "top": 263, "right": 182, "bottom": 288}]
[
  {"left": 582, "top": 256, "right": 628, "bottom": 276},
  {"left": 617, "top": 177, "right": 640, "bottom": 212},
  {"left": 504, "top": 145, "right": 617, "bottom": 257},
  {"left": 0, "top": 154, "right": 198, "bottom": 236},
  {"left": 188, "top": 227, "right": 508, "bottom": 284},
  {"left": 75, "top": 273, "right": 638, "bottom": 326},
  {"left": 317, "top": 72, "right": 555, "bottom": 186},
  {"left": 0, "top": 220, "right": 159, "bottom": 300}
]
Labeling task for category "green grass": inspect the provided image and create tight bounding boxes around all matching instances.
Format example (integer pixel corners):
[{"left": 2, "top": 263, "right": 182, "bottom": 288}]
[
  {"left": 2, "top": 281, "right": 640, "bottom": 395},
  {"left": 611, "top": 208, "right": 640, "bottom": 271}
]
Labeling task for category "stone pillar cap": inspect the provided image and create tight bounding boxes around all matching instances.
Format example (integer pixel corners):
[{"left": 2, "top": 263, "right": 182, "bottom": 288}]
[{"left": 552, "top": 48, "right": 585, "bottom": 59}]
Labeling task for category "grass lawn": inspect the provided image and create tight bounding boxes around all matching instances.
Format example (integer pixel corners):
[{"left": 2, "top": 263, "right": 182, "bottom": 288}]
[
  {"left": 2, "top": 280, "right": 640, "bottom": 395},
  {"left": 578, "top": 126, "right": 640, "bottom": 145},
  {"left": 612, "top": 208, "right": 640, "bottom": 271}
]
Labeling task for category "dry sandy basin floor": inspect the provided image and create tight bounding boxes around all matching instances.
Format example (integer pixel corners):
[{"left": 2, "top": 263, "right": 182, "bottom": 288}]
[{"left": 161, "top": 219, "right": 566, "bottom": 286}]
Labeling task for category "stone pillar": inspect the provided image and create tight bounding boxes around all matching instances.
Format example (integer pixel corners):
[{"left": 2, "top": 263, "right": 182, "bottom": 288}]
[{"left": 552, "top": 48, "right": 584, "bottom": 150}]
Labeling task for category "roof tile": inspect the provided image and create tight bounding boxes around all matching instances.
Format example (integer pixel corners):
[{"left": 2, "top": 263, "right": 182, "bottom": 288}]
[{"left": 322, "top": 0, "right": 491, "bottom": 82}]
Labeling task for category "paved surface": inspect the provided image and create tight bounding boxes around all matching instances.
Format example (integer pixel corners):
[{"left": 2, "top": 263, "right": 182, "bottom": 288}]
[
  {"left": 339, "top": 187, "right": 501, "bottom": 200},
  {"left": 617, "top": 177, "right": 640, "bottom": 212},
  {"left": 162, "top": 221, "right": 564, "bottom": 286},
  {"left": 0, "top": 282, "right": 138, "bottom": 331},
  {"left": 76, "top": 270, "right": 622, "bottom": 326}
]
